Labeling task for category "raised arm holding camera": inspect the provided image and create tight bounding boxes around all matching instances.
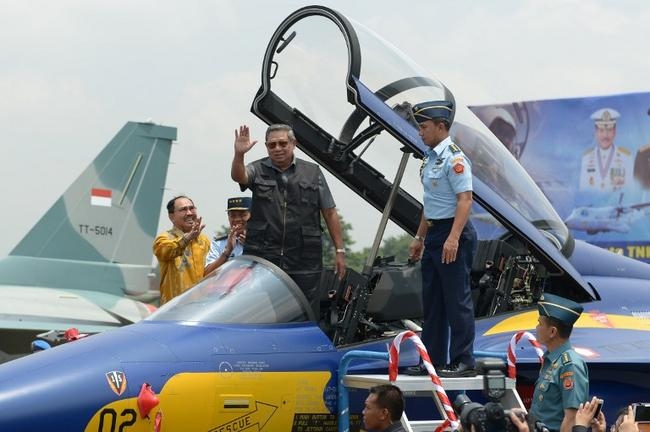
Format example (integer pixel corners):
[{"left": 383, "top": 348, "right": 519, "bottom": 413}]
[{"left": 573, "top": 397, "right": 606, "bottom": 432}]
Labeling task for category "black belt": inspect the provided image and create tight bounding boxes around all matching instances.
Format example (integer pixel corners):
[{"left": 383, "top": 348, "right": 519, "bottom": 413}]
[{"left": 426, "top": 218, "right": 454, "bottom": 228}]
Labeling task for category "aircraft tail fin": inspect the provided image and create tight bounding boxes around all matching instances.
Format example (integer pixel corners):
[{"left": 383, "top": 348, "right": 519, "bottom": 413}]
[{"left": 2, "top": 121, "right": 176, "bottom": 297}]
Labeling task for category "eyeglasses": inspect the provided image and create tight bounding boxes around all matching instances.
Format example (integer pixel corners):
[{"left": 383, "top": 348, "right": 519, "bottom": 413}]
[
  {"left": 265, "top": 140, "right": 291, "bottom": 150},
  {"left": 174, "top": 205, "right": 196, "bottom": 213}
]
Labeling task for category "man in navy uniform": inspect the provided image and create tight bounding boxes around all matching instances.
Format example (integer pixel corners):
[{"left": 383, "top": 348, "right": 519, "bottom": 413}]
[
  {"left": 407, "top": 100, "right": 478, "bottom": 378},
  {"left": 579, "top": 108, "right": 633, "bottom": 192},
  {"left": 204, "top": 196, "right": 251, "bottom": 275},
  {"left": 529, "top": 293, "right": 589, "bottom": 432}
]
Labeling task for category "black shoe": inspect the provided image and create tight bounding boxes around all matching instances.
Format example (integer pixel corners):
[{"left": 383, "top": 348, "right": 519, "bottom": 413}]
[
  {"left": 438, "top": 362, "right": 477, "bottom": 378},
  {"left": 404, "top": 364, "right": 444, "bottom": 376},
  {"left": 405, "top": 364, "right": 428, "bottom": 376}
]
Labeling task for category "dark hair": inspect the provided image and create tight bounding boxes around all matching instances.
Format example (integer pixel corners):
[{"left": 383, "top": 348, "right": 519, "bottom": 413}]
[
  {"left": 369, "top": 384, "right": 404, "bottom": 422},
  {"left": 546, "top": 316, "right": 573, "bottom": 339},
  {"left": 433, "top": 118, "right": 451, "bottom": 131},
  {"left": 166, "top": 195, "right": 192, "bottom": 214},
  {"left": 265, "top": 123, "right": 296, "bottom": 141}
]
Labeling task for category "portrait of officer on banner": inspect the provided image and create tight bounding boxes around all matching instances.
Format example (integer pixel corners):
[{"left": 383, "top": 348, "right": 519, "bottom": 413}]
[{"left": 579, "top": 108, "right": 633, "bottom": 193}]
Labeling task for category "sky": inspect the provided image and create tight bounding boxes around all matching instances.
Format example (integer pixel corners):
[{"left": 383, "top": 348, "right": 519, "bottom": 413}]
[{"left": 2, "top": 0, "right": 650, "bottom": 257}]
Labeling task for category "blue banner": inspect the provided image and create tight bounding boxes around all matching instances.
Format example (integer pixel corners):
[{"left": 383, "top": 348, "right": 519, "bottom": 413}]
[{"left": 470, "top": 92, "right": 650, "bottom": 263}]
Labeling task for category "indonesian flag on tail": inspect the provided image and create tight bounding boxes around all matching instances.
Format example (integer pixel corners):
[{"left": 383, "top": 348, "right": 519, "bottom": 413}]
[{"left": 91, "top": 188, "right": 112, "bottom": 207}]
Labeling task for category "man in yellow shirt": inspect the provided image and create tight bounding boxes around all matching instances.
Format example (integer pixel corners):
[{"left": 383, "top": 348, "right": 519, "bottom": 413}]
[{"left": 153, "top": 196, "right": 210, "bottom": 304}]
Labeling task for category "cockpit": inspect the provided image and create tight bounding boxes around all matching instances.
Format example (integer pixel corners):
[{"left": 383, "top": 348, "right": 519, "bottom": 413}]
[
  {"left": 250, "top": 5, "right": 569, "bottom": 248},
  {"left": 149, "top": 256, "right": 315, "bottom": 324},
  {"left": 152, "top": 5, "right": 598, "bottom": 346}
]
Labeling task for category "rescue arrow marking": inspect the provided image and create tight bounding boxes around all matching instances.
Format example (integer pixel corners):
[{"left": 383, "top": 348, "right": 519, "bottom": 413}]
[{"left": 208, "top": 401, "right": 278, "bottom": 432}]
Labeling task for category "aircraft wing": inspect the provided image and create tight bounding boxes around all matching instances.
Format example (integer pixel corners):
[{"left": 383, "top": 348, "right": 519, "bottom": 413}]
[
  {"left": 0, "top": 121, "right": 175, "bottom": 358},
  {"left": 631, "top": 202, "right": 650, "bottom": 210},
  {"left": 0, "top": 286, "right": 149, "bottom": 332}
]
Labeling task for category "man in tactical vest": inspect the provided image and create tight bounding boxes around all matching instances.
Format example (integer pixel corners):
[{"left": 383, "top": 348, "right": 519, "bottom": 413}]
[{"left": 230, "top": 123, "right": 346, "bottom": 318}]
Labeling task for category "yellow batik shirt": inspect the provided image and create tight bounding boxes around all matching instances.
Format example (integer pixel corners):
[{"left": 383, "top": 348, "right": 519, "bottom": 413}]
[{"left": 153, "top": 227, "right": 210, "bottom": 304}]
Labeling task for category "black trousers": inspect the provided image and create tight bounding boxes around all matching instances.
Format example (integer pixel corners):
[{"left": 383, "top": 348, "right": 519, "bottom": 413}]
[{"left": 420, "top": 220, "right": 477, "bottom": 367}]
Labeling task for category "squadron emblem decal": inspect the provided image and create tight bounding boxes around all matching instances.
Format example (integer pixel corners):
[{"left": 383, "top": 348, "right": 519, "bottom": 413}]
[{"left": 106, "top": 371, "right": 127, "bottom": 396}]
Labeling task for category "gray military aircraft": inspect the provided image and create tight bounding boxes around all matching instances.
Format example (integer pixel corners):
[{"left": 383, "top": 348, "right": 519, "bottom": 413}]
[
  {"left": 0, "top": 121, "right": 176, "bottom": 362},
  {"left": 564, "top": 202, "right": 650, "bottom": 234}
]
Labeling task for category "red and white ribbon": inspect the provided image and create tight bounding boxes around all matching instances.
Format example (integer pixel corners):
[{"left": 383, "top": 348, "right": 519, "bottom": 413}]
[
  {"left": 389, "top": 330, "right": 459, "bottom": 432},
  {"left": 507, "top": 331, "right": 544, "bottom": 378}
]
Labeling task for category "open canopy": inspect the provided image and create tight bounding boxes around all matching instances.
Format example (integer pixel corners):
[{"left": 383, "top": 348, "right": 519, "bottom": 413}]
[{"left": 251, "top": 5, "right": 595, "bottom": 298}]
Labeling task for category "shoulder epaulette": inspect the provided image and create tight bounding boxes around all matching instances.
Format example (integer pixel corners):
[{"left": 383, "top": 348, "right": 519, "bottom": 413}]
[
  {"left": 640, "top": 144, "right": 650, "bottom": 152},
  {"left": 449, "top": 143, "right": 462, "bottom": 154},
  {"left": 561, "top": 351, "right": 573, "bottom": 365},
  {"left": 583, "top": 147, "right": 595, "bottom": 156},
  {"left": 617, "top": 146, "right": 631, "bottom": 156}
]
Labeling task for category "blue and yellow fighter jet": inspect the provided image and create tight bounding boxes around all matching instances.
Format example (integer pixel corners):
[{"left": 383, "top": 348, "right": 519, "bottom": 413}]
[{"left": 1, "top": 5, "right": 650, "bottom": 431}]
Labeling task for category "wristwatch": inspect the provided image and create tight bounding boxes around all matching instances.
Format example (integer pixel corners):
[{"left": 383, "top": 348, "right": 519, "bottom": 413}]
[
  {"left": 336, "top": 248, "right": 346, "bottom": 254},
  {"left": 414, "top": 235, "right": 424, "bottom": 242}
]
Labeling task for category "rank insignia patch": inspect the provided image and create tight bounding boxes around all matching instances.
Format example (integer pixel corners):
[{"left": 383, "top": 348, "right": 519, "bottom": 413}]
[
  {"left": 106, "top": 370, "right": 127, "bottom": 396},
  {"left": 563, "top": 377, "right": 574, "bottom": 390}
]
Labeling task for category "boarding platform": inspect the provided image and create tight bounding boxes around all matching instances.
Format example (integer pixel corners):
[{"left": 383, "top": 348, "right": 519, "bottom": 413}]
[{"left": 344, "top": 373, "right": 525, "bottom": 432}]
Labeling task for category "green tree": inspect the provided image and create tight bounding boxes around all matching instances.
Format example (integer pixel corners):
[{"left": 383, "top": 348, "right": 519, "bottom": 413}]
[
  {"left": 210, "top": 224, "right": 229, "bottom": 239},
  {"left": 323, "top": 213, "right": 413, "bottom": 273},
  {"left": 377, "top": 233, "right": 413, "bottom": 263},
  {"left": 322, "top": 212, "right": 355, "bottom": 268},
  {"left": 235, "top": 209, "right": 413, "bottom": 273}
]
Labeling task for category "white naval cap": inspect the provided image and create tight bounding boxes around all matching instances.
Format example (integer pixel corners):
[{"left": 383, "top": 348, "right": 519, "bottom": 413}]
[
  {"left": 482, "top": 106, "right": 516, "bottom": 130},
  {"left": 591, "top": 108, "right": 620, "bottom": 129}
]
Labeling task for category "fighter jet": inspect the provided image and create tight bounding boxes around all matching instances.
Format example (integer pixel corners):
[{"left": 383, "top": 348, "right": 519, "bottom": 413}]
[
  {"left": 0, "top": 121, "right": 176, "bottom": 361},
  {"left": 0, "top": 6, "right": 649, "bottom": 431}
]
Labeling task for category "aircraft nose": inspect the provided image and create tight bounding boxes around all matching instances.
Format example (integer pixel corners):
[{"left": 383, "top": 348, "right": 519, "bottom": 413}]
[{"left": 0, "top": 325, "right": 175, "bottom": 431}]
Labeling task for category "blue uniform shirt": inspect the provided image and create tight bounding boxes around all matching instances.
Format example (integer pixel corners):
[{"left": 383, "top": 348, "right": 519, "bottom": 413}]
[
  {"left": 421, "top": 137, "right": 472, "bottom": 219},
  {"left": 529, "top": 341, "right": 589, "bottom": 431},
  {"left": 205, "top": 236, "right": 244, "bottom": 266}
]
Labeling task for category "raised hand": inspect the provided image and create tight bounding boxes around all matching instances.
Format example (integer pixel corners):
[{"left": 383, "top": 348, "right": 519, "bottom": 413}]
[{"left": 234, "top": 125, "right": 258, "bottom": 155}]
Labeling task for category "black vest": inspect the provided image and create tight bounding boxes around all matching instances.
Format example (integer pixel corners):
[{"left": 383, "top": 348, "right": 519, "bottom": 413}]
[{"left": 244, "top": 158, "right": 323, "bottom": 272}]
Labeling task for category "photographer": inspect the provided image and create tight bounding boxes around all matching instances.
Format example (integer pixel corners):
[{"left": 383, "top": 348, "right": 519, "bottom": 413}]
[
  {"left": 362, "top": 384, "right": 407, "bottom": 432},
  {"left": 510, "top": 410, "right": 531, "bottom": 432},
  {"left": 612, "top": 406, "right": 641, "bottom": 432},
  {"left": 573, "top": 397, "right": 606, "bottom": 432},
  {"left": 453, "top": 359, "right": 550, "bottom": 432}
]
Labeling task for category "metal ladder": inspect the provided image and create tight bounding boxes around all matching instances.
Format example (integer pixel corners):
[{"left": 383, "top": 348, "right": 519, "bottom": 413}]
[{"left": 338, "top": 350, "right": 525, "bottom": 432}]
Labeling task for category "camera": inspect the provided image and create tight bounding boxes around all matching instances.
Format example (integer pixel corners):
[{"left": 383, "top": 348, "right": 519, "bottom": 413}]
[
  {"left": 633, "top": 403, "right": 650, "bottom": 423},
  {"left": 452, "top": 359, "right": 549, "bottom": 432},
  {"left": 453, "top": 394, "right": 515, "bottom": 432}
]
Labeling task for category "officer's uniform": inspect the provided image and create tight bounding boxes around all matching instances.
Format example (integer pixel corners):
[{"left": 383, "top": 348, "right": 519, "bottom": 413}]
[
  {"left": 205, "top": 197, "right": 251, "bottom": 267},
  {"left": 413, "top": 101, "right": 478, "bottom": 370},
  {"left": 634, "top": 144, "right": 650, "bottom": 189},
  {"left": 529, "top": 294, "right": 589, "bottom": 432},
  {"left": 579, "top": 108, "right": 633, "bottom": 192}
]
